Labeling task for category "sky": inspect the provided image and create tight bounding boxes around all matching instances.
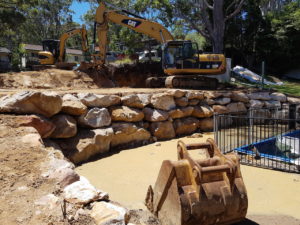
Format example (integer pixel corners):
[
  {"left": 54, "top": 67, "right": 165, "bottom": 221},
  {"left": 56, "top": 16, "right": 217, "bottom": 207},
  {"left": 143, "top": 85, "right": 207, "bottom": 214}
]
[{"left": 70, "top": 1, "right": 91, "bottom": 24}]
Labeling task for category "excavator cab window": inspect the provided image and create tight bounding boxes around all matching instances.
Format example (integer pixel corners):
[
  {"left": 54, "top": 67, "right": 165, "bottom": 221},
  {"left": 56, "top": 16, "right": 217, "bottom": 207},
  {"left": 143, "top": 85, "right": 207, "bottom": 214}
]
[
  {"left": 42, "top": 40, "right": 60, "bottom": 59},
  {"left": 163, "top": 41, "right": 199, "bottom": 69}
]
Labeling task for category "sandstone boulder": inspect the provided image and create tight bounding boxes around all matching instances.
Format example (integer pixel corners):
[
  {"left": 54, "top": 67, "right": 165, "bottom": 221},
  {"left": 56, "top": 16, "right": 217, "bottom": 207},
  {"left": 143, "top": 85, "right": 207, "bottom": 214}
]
[
  {"left": 64, "top": 176, "right": 108, "bottom": 205},
  {"left": 214, "top": 97, "right": 231, "bottom": 105},
  {"left": 91, "top": 201, "right": 129, "bottom": 225},
  {"left": 150, "top": 121, "right": 175, "bottom": 140},
  {"left": 62, "top": 94, "right": 78, "bottom": 101},
  {"left": 78, "top": 108, "right": 111, "bottom": 128},
  {"left": 206, "top": 98, "right": 215, "bottom": 105},
  {"left": 169, "top": 107, "right": 194, "bottom": 119},
  {"left": 192, "top": 105, "right": 213, "bottom": 118},
  {"left": 231, "top": 92, "right": 249, "bottom": 103},
  {"left": 186, "top": 91, "right": 204, "bottom": 100},
  {"left": 175, "top": 97, "right": 189, "bottom": 107},
  {"left": 50, "top": 114, "right": 77, "bottom": 138},
  {"left": 21, "top": 132, "right": 44, "bottom": 148},
  {"left": 0, "top": 91, "right": 62, "bottom": 117},
  {"left": 121, "top": 94, "right": 151, "bottom": 108},
  {"left": 167, "top": 89, "right": 186, "bottom": 98},
  {"left": 61, "top": 99, "right": 87, "bottom": 116},
  {"left": 17, "top": 115, "right": 55, "bottom": 138},
  {"left": 188, "top": 99, "right": 200, "bottom": 106},
  {"left": 248, "top": 92, "right": 271, "bottom": 101},
  {"left": 143, "top": 107, "right": 169, "bottom": 122},
  {"left": 173, "top": 117, "right": 199, "bottom": 135},
  {"left": 213, "top": 105, "right": 229, "bottom": 114},
  {"left": 111, "top": 123, "right": 151, "bottom": 147},
  {"left": 151, "top": 93, "right": 176, "bottom": 111},
  {"left": 199, "top": 117, "right": 214, "bottom": 131},
  {"left": 270, "top": 92, "right": 287, "bottom": 102},
  {"left": 204, "top": 91, "right": 222, "bottom": 99},
  {"left": 78, "top": 93, "right": 121, "bottom": 107},
  {"left": 226, "top": 102, "right": 247, "bottom": 113},
  {"left": 249, "top": 99, "right": 264, "bottom": 108},
  {"left": 264, "top": 100, "right": 281, "bottom": 108},
  {"left": 287, "top": 97, "right": 300, "bottom": 105},
  {"left": 111, "top": 106, "right": 144, "bottom": 122},
  {"left": 50, "top": 167, "right": 80, "bottom": 188},
  {"left": 59, "top": 128, "right": 114, "bottom": 164}
]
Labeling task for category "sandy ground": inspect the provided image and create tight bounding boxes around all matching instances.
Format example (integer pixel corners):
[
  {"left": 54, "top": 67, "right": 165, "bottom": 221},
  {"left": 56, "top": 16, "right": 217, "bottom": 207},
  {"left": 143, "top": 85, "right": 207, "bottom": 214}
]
[{"left": 76, "top": 134, "right": 300, "bottom": 225}]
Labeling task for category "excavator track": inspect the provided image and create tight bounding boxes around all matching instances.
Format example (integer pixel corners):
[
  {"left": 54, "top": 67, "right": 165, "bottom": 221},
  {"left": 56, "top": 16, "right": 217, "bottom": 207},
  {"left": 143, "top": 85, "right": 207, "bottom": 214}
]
[{"left": 165, "top": 75, "right": 219, "bottom": 89}]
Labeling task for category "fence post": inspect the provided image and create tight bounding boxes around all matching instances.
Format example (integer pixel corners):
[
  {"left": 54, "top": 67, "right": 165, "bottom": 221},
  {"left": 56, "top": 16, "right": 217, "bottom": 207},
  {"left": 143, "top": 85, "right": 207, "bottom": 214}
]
[{"left": 289, "top": 104, "right": 296, "bottom": 130}]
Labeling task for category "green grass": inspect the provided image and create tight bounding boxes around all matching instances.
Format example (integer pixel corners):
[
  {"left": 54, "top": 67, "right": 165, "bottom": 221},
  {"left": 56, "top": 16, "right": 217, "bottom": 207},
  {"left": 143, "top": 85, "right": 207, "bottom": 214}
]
[{"left": 268, "top": 79, "right": 300, "bottom": 97}]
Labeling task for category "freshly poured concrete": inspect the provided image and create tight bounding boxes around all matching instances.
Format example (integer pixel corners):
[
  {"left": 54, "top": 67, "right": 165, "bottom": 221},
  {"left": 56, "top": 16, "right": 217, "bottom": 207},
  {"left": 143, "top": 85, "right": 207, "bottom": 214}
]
[{"left": 76, "top": 134, "right": 300, "bottom": 221}]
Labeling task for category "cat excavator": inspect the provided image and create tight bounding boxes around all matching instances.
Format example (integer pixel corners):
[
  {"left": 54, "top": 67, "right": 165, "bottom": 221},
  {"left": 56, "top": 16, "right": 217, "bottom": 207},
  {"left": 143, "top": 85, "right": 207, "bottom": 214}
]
[
  {"left": 90, "top": 2, "right": 227, "bottom": 89},
  {"left": 35, "top": 25, "right": 88, "bottom": 70}
]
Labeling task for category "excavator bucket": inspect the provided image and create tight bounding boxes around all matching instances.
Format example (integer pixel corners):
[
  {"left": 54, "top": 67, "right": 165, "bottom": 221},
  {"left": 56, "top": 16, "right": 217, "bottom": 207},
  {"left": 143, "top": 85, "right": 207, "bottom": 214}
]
[{"left": 145, "top": 138, "right": 248, "bottom": 225}]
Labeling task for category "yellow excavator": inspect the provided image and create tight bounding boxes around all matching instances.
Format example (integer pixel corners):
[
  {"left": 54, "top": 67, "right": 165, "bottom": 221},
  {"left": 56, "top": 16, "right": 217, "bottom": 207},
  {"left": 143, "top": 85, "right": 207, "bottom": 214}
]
[
  {"left": 36, "top": 25, "right": 88, "bottom": 70},
  {"left": 91, "top": 2, "right": 226, "bottom": 89}
]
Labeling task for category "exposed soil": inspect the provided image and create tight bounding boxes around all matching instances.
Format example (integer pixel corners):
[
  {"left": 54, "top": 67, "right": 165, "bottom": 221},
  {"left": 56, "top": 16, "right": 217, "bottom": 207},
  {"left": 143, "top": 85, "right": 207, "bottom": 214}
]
[{"left": 0, "top": 115, "right": 96, "bottom": 225}]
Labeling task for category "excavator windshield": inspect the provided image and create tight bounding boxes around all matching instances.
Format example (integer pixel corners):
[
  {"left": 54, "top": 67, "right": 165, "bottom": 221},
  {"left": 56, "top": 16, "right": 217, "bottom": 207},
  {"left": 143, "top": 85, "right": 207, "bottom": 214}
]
[{"left": 163, "top": 41, "right": 199, "bottom": 69}]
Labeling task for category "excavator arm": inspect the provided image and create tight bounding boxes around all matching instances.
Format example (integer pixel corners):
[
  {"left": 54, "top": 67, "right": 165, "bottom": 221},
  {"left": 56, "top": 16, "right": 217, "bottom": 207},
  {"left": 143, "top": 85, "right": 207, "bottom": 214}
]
[
  {"left": 94, "top": 2, "right": 173, "bottom": 64},
  {"left": 58, "top": 25, "right": 88, "bottom": 62}
]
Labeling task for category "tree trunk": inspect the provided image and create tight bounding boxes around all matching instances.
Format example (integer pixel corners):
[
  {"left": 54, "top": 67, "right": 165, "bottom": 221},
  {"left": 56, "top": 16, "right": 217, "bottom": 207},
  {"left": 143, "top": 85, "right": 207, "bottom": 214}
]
[{"left": 212, "top": 0, "right": 225, "bottom": 53}]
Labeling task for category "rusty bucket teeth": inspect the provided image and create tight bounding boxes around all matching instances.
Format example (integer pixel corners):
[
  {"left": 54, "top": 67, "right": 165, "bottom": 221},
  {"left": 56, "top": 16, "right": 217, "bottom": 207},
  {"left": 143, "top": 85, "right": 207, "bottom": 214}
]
[{"left": 145, "top": 138, "right": 248, "bottom": 225}]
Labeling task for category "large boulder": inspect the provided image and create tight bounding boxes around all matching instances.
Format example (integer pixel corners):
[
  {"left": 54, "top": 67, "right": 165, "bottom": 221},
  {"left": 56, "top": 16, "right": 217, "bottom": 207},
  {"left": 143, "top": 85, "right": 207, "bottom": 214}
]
[
  {"left": 248, "top": 92, "right": 271, "bottom": 101},
  {"left": 231, "top": 92, "right": 249, "bottom": 103},
  {"left": 111, "top": 123, "right": 151, "bottom": 147},
  {"left": 111, "top": 106, "right": 144, "bottom": 122},
  {"left": 287, "top": 97, "right": 300, "bottom": 105},
  {"left": 121, "top": 94, "right": 151, "bottom": 108},
  {"left": 167, "top": 89, "right": 186, "bottom": 98},
  {"left": 78, "top": 108, "right": 111, "bottom": 128},
  {"left": 143, "top": 107, "right": 169, "bottom": 122},
  {"left": 151, "top": 93, "right": 176, "bottom": 111},
  {"left": 91, "top": 201, "right": 129, "bottom": 225},
  {"left": 264, "top": 100, "right": 281, "bottom": 108},
  {"left": 204, "top": 91, "right": 222, "bottom": 99},
  {"left": 270, "top": 92, "right": 287, "bottom": 102},
  {"left": 173, "top": 117, "right": 199, "bottom": 135},
  {"left": 64, "top": 176, "right": 108, "bottom": 205},
  {"left": 188, "top": 99, "right": 200, "bottom": 106},
  {"left": 192, "top": 105, "right": 213, "bottom": 118},
  {"left": 16, "top": 115, "right": 55, "bottom": 138},
  {"left": 214, "top": 97, "right": 231, "bottom": 105},
  {"left": 61, "top": 95, "right": 87, "bottom": 116},
  {"left": 50, "top": 167, "right": 80, "bottom": 188},
  {"left": 212, "top": 105, "right": 229, "bottom": 114},
  {"left": 186, "top": 91, "right": 204, "bottom": 100},
  {"left": 150, "top": 121, "right": 175, "bottom": 140},
  {"left": 226, "top": 102, "right": 247, "bottom": 113},
  {"left": 78, "top": 93, "right": 121, "bottom": 107},
  {"left": 50, "top": 114, "right": 77, "bottom": 138},
  {"left": 59, "top": 128, "right": 114, "bottom": 164},
  {"left": 249, "top": 99, "right": 264, "bottom": 108},
  {"left": 198, "top": 117, "right": 214, "bottom": 131},
  {"left": 168, "top": 107, "right": 194, "bottom": 119},
  {"left": 0, "top": 91, "right": 62, "bottom": 117},
  {"left": 174, "top": 97, "right": 189, "bottom": 107}
]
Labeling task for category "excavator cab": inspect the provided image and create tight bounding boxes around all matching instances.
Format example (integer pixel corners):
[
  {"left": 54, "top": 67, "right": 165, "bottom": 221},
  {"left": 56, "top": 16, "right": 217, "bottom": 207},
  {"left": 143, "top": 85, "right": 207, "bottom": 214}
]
[
  {"left": 163, "top": 40, "right": 200, "bottom": 70},
  {"left": 38, "top": 40, "right": 61, "bottom": 65}
]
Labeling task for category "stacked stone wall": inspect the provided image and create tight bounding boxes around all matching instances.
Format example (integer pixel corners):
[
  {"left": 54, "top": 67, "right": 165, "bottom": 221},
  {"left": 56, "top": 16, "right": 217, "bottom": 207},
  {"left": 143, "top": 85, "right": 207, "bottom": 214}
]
[{"left": 0, "top": 90, "right": 298, "bottom": 164}]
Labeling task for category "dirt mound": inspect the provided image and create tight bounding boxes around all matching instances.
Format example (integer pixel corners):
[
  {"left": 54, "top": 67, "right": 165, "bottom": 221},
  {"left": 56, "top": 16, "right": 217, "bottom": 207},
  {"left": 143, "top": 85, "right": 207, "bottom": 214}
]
[
  {"left": 0, "top": 62, "right": 163, "bottom": 90},
  {"left": 78, "top": 62, "right": 164, "bottom": 88},
  {"left": 0, "top": 69, "right": 98, "bottom": 90}
]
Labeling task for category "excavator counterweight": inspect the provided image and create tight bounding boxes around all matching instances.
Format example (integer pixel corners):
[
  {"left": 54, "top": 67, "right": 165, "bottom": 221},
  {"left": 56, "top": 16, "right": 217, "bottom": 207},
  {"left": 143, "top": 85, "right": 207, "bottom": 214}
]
[{"left": 145, "top": 138, "right": 248, "bottom": 225}]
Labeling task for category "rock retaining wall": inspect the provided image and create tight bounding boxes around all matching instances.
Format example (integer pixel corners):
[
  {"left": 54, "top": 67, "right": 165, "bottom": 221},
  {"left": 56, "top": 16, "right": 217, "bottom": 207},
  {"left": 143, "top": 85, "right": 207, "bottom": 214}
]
[{"left": 0, "top": 89, "right": 297, "bottom": 164}]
